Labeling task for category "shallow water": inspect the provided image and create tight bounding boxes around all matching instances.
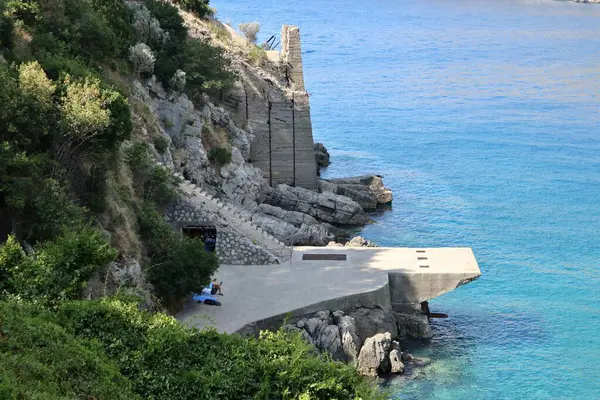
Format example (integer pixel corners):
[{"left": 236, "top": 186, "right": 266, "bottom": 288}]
[{"left": 213, "top": 0, "right": 600, "bottom": 398}]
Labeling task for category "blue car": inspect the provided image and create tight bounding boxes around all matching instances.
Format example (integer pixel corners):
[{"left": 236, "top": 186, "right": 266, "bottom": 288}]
[{"left": 192, "top": 285, "right": 221, "bottom": 306}]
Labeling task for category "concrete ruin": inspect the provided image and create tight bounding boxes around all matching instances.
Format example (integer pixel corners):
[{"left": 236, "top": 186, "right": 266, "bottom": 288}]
[{"left": 225, "top": 25, "right": 319, "bottom": 191}]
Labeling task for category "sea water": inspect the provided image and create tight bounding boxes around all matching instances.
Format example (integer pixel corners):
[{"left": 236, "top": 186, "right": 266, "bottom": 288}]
[{"left": 213, "top": 0, "right": 600, "bottom": 398}]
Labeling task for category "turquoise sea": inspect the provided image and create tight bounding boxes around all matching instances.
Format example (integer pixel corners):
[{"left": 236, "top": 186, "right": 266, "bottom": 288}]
[{"left": 214, "top": 0, "right": 600, "bottom": 398}]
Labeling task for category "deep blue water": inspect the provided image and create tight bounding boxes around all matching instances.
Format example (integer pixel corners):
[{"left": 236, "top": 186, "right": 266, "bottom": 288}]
[{"left": 213, "top": 0, "right": 600, "bottom": 398}]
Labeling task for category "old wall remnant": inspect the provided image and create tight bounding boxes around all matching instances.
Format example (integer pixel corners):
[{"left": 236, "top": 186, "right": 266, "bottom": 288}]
[{"left": 227, "top": 25, "right": 318, "bottom": 191}]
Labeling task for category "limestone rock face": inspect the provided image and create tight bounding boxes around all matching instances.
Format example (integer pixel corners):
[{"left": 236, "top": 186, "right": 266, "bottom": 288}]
[
  {"left": 345, "top": 236, "right": 379, "bottom": 248},
  {"left": 349, "top": 307, "right": 399, "bottom": 345},
  {"left": 357, "top": 332, "right": 392, "bottom": 376},
  {"left": 389, "top": 349, "right": 405, "bottom": 374},
  {"left": 321, "top": 175, "right": 393, "bottom": 210},
  {"left": 394, "top": 311, "right": 433, "bottom": 339},
  {"left": 317, "top": 325, "right": 344, "bottom": 360},
  {"left": 314, "top": 142, "right": 330, "bottom": 167},
  {"left": 84, "top": 258, "right": 156, "bottom": 310},
  {"left": 250, "top": 210, "right": 338, "bottom": 246},
  {"left": 262, "top": 184, "right": 368, "bottom": 225},
  {"left": 337, "top": 315, "right": 362, "bottom": 363}
]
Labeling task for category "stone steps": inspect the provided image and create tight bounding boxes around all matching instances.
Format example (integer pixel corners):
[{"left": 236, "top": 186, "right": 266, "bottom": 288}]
[{"left": 156, "top": 162, "right": 290, "bottom": 262}]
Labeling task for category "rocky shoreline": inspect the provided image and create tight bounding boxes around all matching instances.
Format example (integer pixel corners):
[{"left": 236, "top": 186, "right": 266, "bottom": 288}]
[
  {"left": 140, "top": 15, "right": 438, "bottom": 379},
  {"left": 278, "top": 305, "right": 431, "bottom": 378}
]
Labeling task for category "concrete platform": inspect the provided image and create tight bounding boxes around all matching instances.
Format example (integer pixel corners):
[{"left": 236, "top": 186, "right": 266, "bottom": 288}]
[{"left": 176, "top": 247, "right": 481, "bottom": 334}]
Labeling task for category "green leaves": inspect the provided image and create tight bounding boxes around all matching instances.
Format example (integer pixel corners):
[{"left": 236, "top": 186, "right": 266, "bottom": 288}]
[
  {"left": 0, "top": 301, "right": 138, "bottom": 400},
  {"left": 0, "top": 227, "right": 116, "bottom": 305}
]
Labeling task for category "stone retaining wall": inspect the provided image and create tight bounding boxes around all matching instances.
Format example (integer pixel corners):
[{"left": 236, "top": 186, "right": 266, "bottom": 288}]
[
  {"left": 216, "top": 231, "right": 277, "bottom": 265},
  {"left": 165, "top": 200, "right": 276, "bottom": 265}
]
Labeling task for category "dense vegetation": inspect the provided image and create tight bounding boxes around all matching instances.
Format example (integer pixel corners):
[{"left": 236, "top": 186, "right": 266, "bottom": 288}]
[{"left": 0, "top": 0, "right": 380, "bottom": 398}]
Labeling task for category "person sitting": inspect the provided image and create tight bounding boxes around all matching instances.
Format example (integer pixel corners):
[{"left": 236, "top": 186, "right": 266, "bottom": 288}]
[{"left": 210, "top": 279, "right": 224, "bottom": 296}]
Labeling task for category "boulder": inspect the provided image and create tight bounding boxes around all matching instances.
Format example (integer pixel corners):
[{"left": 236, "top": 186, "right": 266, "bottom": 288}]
[
  {"left": 345, "top": 236, "right": 379, "bottom": 248},
  {"left": 349, "top": 307, "right": 399, "bottom": 345},
  {"left": 389, "top": 349, "right": 405, "bottom": 374},
  {"left": 323, "top": 175, "right": 393, "bottom": 209},
  {"left": 262, "top": 184, "right": 368, "bottom": 226},
  {"left": 394, "top": 311, "right": 433, "bottom": 339},
  {"left": 401, "top": 351, "right": 414, "bottom": 362},
  {"left": 317, "top": 325, "right": 344, "bottom": 360},
  {"left": 356, "top": 332, "right": 392, "bottom": 376},
  {"left": 314, "top": 142, "right": 330, "bottom": 167},
  {"left": 304, "top": 317, "right": 322, "bottom": 337},
  {"left": 250, "top": 212, "right": 338, "bottom": 246},
  {"left": 338, "top": 315, "right": 362, "bottom": 363}
]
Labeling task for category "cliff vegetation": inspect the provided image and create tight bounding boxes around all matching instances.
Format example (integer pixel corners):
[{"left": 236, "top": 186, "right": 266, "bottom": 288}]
[{"left": 0, "top": 0, "right": 381, "bottom": 398}]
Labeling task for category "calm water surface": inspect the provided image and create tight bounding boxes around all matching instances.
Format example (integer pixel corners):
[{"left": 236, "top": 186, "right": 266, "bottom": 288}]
[{"left": 213, "top": 0, "right": 600, "bottom": 398}]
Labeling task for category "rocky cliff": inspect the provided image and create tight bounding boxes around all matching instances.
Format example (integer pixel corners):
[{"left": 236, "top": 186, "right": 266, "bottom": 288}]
[{"left": 134, "top": 13, "right": 393, "bottom": 263}]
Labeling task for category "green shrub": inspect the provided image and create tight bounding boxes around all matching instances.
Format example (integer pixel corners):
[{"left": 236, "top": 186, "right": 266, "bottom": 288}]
[
  {"left": 0, "top": 1, "right": 14, "bottom": 53},
  {"left": 153, "top": 135, "right": 169, "bottom": 154},
  {"left": 0, "top": 142, "right": 50, "bottom": 212},
  {"left": 21, "top": 179, "right": 87, "bottom": 242},
  {"left": 184, "top": 38, "right": 236, "bottom": 90},
  {"left": 173, "top": 0, "right": 212, "bottom": 18},
  {"left": 248, "top": 45, "right": 267, "bottom": 66},
  {"left": 0, "top": 228, "right": 117, "bottom": 305},
  {"left": 0, "top": 297, "right": 380, "bottom": 400},
  {"left": 125, "top": 141, "right": 177, "bottom": 206},
  {"left": 135, "top": 202, "right": 218, "bottom": 309},
  {"left": 51, "top": 299, "right": 381, "bottom": 400},
  {"left": 146, "top": 0, "right": 188, "bottom": 45},
  {"left": 0, "top": 63, "right": 56, "bottom": 149},
  {"left": 0, "top": 301, "right": 137, "bottom": 400},
  {"left": 208, "top": 146, "right": 232, "bottom": 165}
]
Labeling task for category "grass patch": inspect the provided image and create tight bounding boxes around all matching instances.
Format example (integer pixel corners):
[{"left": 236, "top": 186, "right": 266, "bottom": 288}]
[{"left": 248, "top": 45, "right": 266, "bottom": 66}]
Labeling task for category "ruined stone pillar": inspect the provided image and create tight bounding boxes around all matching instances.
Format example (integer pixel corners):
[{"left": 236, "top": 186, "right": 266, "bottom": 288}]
[{"left": 281, "top": 25, "right": 306, "bottom": 92}]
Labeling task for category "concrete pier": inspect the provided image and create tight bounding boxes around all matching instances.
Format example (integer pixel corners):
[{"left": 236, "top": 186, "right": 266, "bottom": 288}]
[{"left": 177, "top": 247, "right": 481, "bottom": 333}]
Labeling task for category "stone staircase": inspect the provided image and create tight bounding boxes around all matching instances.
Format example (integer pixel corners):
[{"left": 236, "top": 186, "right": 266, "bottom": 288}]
[{"left": 156, "top": 162, "right": 291, "bottom": 262}]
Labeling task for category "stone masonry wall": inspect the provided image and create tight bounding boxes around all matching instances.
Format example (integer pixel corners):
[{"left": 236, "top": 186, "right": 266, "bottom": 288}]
[
  {"left": 225, "top": 25, "right": 318, "bottom": 191},
  {"left": 281, "top": 26, "right": 305, "bottom": 92},
  {"left": 216, "top": 231, "right": 277, "bottom": 265},
  {"left": 165, "top": 200, "right": 276, "bottom": 265}
]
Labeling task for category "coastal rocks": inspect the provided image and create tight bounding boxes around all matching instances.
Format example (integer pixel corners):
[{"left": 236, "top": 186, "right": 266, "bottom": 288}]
[
  {"left": 394, "top": 309, "right": 433, "bottom": 339},
  {"left": 292, "top": 310, "right": 363, "bottom": 364},
  {"left": 349, "top": 307, "right": 399, "bottom": 345},
  {"left": 262, "top": 184, "right": 368, "bottom": 226},
  {"left": 356, "top": 332, "right": 392, "bottom": 376},
  {"left": 326, "top": 236, "right": 379, "bottom": 248},
  {"left": 389, "top": 349, "right": 405, "bottom": 374},
  {"left": 320, "top": 176, "right": 393, "bottom": 210},
  {"left": 250, "top": 204, "right": 347, "bottom": 246},
  {"left": 314, "top": 142, "right": 330, "bottom": 168},
  {"left": 284, "top": 308, "right": 432, "bottom": 377},
  {"left": 337, "top": 314, "right": 362, "bottom": 364},
  {"left": 345, "top": 236, "right": 379, "bottom": 248}
]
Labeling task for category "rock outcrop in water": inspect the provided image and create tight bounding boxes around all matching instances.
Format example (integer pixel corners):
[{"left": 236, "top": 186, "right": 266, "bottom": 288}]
[
  {"left": 285, "top": 307, "right": 429, "bottom": 377},
  {"left": 320, "top": 175, "right": 393, "bottom": 210},
  {"left": 314, "top": 142, "right": 330, "bottom": 169}
]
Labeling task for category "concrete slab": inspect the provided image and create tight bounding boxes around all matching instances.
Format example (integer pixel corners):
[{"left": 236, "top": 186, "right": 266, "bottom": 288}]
[{"left": 176, "top": 247, "right": 481, "bottom": 334}]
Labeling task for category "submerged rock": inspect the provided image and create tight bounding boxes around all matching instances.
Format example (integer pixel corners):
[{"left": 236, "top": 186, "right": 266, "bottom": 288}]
[{"left": 314, "top": 142, "right": 330, "bottom": 167}]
